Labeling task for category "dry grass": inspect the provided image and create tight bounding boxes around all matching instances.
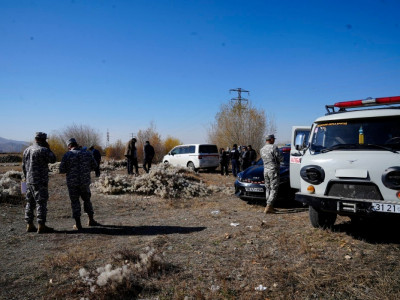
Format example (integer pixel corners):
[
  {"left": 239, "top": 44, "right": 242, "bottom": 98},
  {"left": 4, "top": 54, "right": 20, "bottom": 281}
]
[{"left": 2, "top": 164, "right": 400, "bottom": 299}]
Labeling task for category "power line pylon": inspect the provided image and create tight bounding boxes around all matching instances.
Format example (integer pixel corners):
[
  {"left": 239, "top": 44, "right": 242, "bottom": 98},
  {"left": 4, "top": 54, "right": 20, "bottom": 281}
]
[
  {"left": 106, "top": 129, "right": 110, "bottom": 148},
  {"left": 230, "top": 88, "right": 249, "bottom": 107}
]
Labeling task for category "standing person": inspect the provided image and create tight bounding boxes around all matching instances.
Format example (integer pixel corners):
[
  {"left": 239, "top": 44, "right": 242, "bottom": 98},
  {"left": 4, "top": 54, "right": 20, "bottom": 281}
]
[
  {"left": 59, "top": 138, "right": 100, "bottom": 230},
  {"left": 89, "top": 145, "right": 101, "bottom": 177},
  {"left": 260, "top": 134, "right": 283, "bottom": 214},
  {"left": 143, "top": 140, "right": 155, "bottom": 173},
  {"left": 230, "top": 144, "right": 240, "bottom": 177},
  {"left": 124, "top": 137, "right": 139, "bottom": 175},
  {"left": 248, "top": 145, "right": 257, "bottom": 165},
  {"left": 219, "top": 148, "right": 229, "bottom": 176},
  {"left": 241, "top": 146, "right": 251, "bottom": 171},
  {"left": 23, "top": 132, "right": 56, "bottom": 233}
]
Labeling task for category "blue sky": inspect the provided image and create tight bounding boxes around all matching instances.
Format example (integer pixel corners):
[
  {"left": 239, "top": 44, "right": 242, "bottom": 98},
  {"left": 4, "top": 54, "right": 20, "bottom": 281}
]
[{"left": 1, "top": 0, "right": 400, "bottom": 146}]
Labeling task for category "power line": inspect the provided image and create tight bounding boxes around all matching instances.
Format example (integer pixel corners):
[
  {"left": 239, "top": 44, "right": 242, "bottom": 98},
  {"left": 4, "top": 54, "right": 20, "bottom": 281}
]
[{"left": 229, "top": 88, "right": 250, "bottom": 107}]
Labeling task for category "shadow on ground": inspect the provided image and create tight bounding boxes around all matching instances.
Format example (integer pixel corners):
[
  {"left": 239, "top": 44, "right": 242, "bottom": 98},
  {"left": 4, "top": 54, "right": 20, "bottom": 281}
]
[
  {"left": 54, "top": 225, "right": 207, "bottom": 236},
  {"left": 334, "top": 218, "right": 400, "bottom": 244}
]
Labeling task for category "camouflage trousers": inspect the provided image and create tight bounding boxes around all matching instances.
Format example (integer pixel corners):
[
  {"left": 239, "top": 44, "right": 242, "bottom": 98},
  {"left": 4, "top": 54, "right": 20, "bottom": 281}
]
[
  {"left": 264, "top": 168, "right": 280, "bottom": 206},
  {"left": 25, "top": 183, "right": 49, "bottom": 224},
  {"left": 67, "top": 185, "right": 94, "bottom": 219}
]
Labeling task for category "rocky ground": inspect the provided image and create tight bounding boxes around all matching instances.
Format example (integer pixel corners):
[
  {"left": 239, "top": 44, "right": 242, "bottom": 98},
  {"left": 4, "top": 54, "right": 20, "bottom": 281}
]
[{"left": 1, "top": 162, "right": 400, "bottom": 300}]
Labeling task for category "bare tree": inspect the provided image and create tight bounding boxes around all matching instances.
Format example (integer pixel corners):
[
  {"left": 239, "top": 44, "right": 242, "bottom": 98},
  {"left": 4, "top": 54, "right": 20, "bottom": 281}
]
[
  {"left": 58, "top": 124, "right": 102, "bottom": 148},
  {"left": 208, "top": 102, "right": 275, "bottom": 152}
]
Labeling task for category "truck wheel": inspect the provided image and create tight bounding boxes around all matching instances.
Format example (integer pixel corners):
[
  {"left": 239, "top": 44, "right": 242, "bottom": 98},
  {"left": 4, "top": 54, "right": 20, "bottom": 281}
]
[{"left": 309, "top": 206, "right": 337, "bottom": 229}]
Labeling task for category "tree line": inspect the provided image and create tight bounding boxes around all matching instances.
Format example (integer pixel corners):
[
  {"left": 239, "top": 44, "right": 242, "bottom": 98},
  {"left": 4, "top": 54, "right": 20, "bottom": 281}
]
[
  {"left": 45, "top": 99, "right": 275, "bottom": 162},
  {"left": 47, "top": 123, "right": 182, "bottom": 162}
]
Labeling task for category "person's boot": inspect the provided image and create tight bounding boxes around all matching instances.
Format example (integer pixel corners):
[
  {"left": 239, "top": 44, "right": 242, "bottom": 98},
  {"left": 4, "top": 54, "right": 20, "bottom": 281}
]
[
  {"left": 73, "top": 217, "right": 83, "bottom": 231},
  {"left": 88, "top": 214, "right": 100, "bottom": 226},
  {"left": 264, "top": 205, "right": 277, "bottom": 214},
  {"left": 37, "top": 223, "right": 54, "bottom": 234},
  {"left": 26, "top": 222, "right": 37, "bottom": 232}
]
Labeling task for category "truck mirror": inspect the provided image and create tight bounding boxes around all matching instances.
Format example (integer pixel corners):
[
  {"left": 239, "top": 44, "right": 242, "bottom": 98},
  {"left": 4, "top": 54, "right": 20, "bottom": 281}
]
[{"left": 294, "top": 133, "right": 306, "bottom": 150}]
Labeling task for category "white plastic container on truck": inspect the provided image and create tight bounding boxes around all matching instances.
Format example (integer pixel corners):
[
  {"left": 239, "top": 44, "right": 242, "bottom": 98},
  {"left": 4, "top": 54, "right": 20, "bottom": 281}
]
[{"left": 290, "top": 96, "right": 400, "bottom": 228}]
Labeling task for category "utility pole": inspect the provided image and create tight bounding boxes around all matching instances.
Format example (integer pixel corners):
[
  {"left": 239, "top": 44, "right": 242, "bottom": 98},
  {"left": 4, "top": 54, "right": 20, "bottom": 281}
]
[
  {"left": 230, "top": 88, "right": 249, "bottom": 107},
  {"left": 106, "top": 129, "right": 110, "bottom": 148}
]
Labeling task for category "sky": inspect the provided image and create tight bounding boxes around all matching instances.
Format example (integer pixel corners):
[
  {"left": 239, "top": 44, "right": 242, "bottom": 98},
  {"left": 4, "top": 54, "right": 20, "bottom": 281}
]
[{"left": 1, "top": 0, "right": 400, "bottom": 146}]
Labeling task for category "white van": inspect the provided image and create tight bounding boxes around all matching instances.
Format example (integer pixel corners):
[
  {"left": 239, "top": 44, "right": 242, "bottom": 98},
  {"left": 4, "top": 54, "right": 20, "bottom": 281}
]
[
  {"left": 162, "top": 144, "right": 219, "bottom": 171},
  {"left": 290, "top": 96, "right": 400, "bottom": 229}
]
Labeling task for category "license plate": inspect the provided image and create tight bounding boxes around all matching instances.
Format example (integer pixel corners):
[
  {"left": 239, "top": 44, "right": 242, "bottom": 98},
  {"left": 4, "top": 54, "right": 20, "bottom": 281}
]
[
  {"left": 372, "top": 203, "right": 400, "bottom": 213},
  {"left": 245, "top": 187, "right": 264, "bottom": 192}
]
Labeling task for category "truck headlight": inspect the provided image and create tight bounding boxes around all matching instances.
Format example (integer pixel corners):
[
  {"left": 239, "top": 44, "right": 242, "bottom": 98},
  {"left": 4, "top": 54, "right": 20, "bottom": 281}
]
[
  {"left": 300, "top": 165, "right": 325, "bottom": 185},
  {"left": 382, "top": 167, "right": 400, "bottom": 190}
]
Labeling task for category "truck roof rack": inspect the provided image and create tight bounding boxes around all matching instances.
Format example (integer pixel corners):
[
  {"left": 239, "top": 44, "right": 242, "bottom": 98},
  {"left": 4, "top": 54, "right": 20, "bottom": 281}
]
[{"left": 325, "top": 96, "right": 400, "bottom": 114}]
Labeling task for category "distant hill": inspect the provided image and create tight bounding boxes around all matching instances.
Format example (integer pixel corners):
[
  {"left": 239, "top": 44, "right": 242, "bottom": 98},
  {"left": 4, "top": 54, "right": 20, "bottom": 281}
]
[{"left": 0, "top": 137, "right": 29, "bottom": 153}]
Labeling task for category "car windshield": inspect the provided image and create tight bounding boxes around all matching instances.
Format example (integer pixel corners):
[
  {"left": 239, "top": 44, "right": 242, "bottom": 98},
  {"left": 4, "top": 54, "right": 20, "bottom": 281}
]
[{"left": 310, "top": 116, "right": 400, "bottom": 153}]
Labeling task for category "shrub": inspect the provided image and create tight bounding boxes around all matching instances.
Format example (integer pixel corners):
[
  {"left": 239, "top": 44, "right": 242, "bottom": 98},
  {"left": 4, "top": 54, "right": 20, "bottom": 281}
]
[
  {"left": 92, "top": 163, "right": 232, "bottom": 198},
  {"left": 0, "top": 170, "right": 23, "bottom": 204},
  {"left": 79, "top": 247, "right": 165, "bottom": 299}
]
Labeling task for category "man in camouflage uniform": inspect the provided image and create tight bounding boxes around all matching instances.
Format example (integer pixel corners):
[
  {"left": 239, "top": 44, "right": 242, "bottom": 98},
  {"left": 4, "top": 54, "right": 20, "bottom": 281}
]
[
  {"left": 59, "top": 138, "right": 100, "bottom": 230},
  {"left": 260, "top": 134, "right": 283, "bottom": 214},
  {"left": 23, "top": 132, "right": 56, "bottom": 233}
]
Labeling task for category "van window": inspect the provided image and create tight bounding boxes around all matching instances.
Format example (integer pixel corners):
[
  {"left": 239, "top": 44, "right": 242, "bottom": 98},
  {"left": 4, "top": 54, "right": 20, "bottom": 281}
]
[
  {"left": 199, "top": 145, "right": 218, "bottom": 153},
  {"left": 181, "top": 146, "right": 190, "bottom": 154},
  {"left": 171, "top": 147, "right": 181, "bottom": 155},
  {"left": 188, "top": 146, "right": 195, "bottom": 153}
]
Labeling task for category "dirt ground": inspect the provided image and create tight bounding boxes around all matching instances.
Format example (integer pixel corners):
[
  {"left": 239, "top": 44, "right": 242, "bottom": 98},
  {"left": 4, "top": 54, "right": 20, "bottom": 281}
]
[{"left": 2, "top": 163, "right": 400, "bottom": 300}]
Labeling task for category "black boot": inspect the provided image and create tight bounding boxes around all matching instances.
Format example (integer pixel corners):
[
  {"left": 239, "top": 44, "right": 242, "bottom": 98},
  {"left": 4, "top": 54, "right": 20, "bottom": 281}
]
[
  {"left": 73, "top": 217, "right": 83, "bottom": 231},
  {"left": 88, "top": 214, "right": 100, "bottom": 226}
]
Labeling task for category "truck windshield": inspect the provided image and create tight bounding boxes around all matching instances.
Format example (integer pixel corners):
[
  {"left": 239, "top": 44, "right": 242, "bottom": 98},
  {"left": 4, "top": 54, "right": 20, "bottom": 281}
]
[{"left": 310, "top": 116, "right": 400, "bottom": 153}]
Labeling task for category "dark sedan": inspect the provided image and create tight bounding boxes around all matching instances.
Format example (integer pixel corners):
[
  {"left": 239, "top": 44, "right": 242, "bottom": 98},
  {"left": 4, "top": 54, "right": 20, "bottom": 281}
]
[{"left": 234, "top": 147, "right": 291, "bottom": 201}]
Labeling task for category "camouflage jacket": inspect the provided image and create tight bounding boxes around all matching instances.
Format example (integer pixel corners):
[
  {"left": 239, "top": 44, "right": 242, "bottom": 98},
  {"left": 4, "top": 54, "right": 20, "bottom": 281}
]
[
  {"left": 22, "top": 143, "right": 56, "bottom": 184},
  {"left": 260, "top": 144, "right": 282, "bottom": 171},
  {"left": 59, "top": 149, "right": 97, "bottom": 186}
]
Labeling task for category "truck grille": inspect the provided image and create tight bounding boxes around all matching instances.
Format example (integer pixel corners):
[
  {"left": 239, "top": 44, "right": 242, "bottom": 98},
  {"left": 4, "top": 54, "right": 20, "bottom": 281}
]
[{"left": 326, "top": 181, "right": 383, "bottom": 200}]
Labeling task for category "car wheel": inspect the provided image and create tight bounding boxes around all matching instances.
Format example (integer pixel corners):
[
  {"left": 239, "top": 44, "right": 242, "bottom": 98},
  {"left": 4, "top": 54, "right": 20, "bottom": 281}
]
[
  {"left": 309, "top": 206, "right": 337, "bottom": 229},
  {"left": 164, "top": 161, "right": 169, "bottom": 165},
  {"left": 187, "top": 162, "right": 197, "bottom": 171}
]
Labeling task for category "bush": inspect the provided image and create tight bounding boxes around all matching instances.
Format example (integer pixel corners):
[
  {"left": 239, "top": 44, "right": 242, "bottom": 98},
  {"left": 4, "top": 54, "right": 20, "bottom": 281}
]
[
  {"left": 78, "top": 247, "right": 166, "bottom": 299},
  {"left": 0, "top": 170, "right": 23, "bottom": 204},
  {"left": 92, "top": 163, "right": 232, "bottom": 198}
]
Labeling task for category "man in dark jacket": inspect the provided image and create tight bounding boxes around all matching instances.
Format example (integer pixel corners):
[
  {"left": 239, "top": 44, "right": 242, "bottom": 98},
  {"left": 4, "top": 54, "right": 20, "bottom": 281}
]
[
  {"left": 248, "top": 145, "right": 257, "bottom": 165},
  {"left": 89, "top": 145, "right": 101, "bottom": 177},
  {"left": 124, "top": 138, "right": 139, "bottom": 175},
  {"left": 241, "top": 146, "right": 251, "bottom": 171},
  {"left": 23, "top": 132, "right": 56, "bottom": 233},
  {"left": 219, "top": 148, "right": 229, "bottom": 176},
  {"left": 143, "top": 141, "right": 155, "bottom": 173},
  {"left": 230, "top": 144, "right": 240, "bottom": 177},
  {"left": 59, "top": 138, "right": 100, "bottom": 230}
]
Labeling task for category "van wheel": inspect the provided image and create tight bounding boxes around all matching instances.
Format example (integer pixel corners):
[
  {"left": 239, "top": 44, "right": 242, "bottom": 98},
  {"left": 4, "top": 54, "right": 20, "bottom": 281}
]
[
  {"left": 163, "top": 161, "right": 169, "bottom": 165},
  {"left": 309, "top": 206, "right": 337, "bottom": 229},
  {"left": 187, "top": 162, "right": 197, "bottom": 172}
]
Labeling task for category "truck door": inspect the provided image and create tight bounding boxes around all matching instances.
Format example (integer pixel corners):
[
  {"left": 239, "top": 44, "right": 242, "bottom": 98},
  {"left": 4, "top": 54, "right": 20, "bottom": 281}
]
[{"left": 290, "top": 126, "right": 311, "bottom": 190}]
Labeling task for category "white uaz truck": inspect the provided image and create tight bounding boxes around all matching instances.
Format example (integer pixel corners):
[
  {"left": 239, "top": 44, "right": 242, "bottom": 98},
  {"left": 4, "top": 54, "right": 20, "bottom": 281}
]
[{"left": 290, "top": 96, "right": 400, "bottom": 228}]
